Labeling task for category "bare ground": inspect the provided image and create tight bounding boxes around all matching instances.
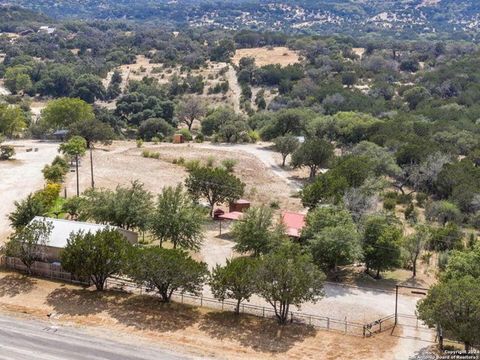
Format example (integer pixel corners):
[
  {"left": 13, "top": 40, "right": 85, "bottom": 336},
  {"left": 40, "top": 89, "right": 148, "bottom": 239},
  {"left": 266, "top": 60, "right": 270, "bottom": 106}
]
[
  {"left": 64, "top": 141, "right": 303, "bottom": 212},
  {"left": 0, "top": 140, "right": 58, "bottom": 243},
  {"left": 232, "top": 47, "right": 300, "bottom": 67},
  {"left": 0, "top": 270, "right": 402, "bottom": 360}
]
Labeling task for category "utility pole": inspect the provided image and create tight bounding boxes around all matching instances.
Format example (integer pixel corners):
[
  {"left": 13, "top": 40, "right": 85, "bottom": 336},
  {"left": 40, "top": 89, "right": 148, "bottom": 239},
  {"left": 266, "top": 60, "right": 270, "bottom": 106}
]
[
  {"left": 75, "top": 154, "right": 80, "bottom": 196},
  {"left": 90, "top": 147, "right": 95, "bottom": 189}
]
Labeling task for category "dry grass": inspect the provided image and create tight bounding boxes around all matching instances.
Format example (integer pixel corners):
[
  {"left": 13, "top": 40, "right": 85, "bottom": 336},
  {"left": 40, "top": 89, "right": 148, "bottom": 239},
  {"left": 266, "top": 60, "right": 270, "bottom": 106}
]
[
  {"left": 232, "top": 47, "right": 300, "bottom": 67},
  {"left": 0, "top": 270, "right": 399, "bottom": 359},
  {"left": 64, "top": 141, "right": 303, "bottom": 212}
]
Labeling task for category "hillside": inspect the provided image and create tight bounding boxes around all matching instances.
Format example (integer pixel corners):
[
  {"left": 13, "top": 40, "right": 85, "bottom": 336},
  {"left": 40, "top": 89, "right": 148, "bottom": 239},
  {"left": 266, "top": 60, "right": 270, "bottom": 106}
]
[{"left": 1, "top": 0, "right": 480, "bottom": 39}]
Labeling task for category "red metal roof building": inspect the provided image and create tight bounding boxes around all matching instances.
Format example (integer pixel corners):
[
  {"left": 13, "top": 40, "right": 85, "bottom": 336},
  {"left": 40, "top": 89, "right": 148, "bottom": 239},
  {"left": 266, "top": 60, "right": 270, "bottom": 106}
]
[{"left": 282, "top": 211, "right": 306, "bottom": 238}]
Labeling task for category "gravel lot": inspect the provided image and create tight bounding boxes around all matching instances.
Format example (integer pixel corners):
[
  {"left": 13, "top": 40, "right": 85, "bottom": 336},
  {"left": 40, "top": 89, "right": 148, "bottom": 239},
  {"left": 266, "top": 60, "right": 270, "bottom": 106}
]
[{"left": 0, "top": 141, "right": 58, "bottom": 243}]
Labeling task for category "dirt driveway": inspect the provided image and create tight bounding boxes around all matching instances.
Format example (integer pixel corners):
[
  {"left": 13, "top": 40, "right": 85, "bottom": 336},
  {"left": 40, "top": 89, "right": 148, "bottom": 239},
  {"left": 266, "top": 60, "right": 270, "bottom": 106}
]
[{"left": 0, "top": 141, "right": 58, "bottom": 243}]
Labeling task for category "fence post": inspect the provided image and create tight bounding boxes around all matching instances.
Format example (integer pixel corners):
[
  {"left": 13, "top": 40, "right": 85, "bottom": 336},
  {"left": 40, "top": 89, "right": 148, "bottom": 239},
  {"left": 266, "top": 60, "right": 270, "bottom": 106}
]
[
  {"left": 201, "top": 296, "right": 203, "bottom": 307},
  {"left": 290, "top": 312, "right": 293, "bottom": 324},
  {"left": 309, "top": 316, "right": 312, "bottom": 326},
  {"left": 181, "top": 293, "right": 184, "bottom": 304},
  {"left": 363, "top": 325, "right": 366, "bottom": 338},
  {"left": 380, "top": 320, "right": 382, "bottom": 332},
  {"left": 262, "top": 307, "right": 265, "bottom": 317},
  {"left": 222, "top": 300, "right": 224, "bottom": 311},
  {"left": 327, "top": 317, "right": 330, "bottom": 330},
  {"left": 344, "top": 317, "right": 347, "bottom": 334}
]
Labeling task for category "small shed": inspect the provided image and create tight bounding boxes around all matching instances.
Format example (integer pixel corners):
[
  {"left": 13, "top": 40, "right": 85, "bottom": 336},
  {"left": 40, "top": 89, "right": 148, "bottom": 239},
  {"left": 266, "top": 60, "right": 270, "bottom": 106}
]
[
  {"left": 173, "top": 134, "right": 185, "bottom": 144},
  {"left": 229, "top": 199, "right": 251, "bottom": 213},
  {"left": 282, "top": 212, "right": 306, "bottom": 239}
]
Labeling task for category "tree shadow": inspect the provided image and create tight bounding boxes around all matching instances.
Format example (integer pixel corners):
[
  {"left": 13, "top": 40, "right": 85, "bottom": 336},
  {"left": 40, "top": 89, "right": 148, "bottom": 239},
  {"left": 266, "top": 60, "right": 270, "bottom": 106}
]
[
  {"left": 408, "top": 346, "right": 438, "bottom": 360},
  {"left": 0, "top": 273, "right": 36, "bottom": 297},
  {"left": 107, "top": 295, "right": 201, "bottom": 332},
  {"left": 45, "top": 288, "right": 112, "bottom": 316},
  {"left": 198, "top": 312, "right": 317, "bottom": 353}
]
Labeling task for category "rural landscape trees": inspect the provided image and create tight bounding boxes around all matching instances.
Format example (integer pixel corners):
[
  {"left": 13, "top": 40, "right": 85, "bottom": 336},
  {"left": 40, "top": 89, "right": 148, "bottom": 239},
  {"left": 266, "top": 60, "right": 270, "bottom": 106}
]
[{"left": 2, "top": 2, "right": 480, "bottom": 353}]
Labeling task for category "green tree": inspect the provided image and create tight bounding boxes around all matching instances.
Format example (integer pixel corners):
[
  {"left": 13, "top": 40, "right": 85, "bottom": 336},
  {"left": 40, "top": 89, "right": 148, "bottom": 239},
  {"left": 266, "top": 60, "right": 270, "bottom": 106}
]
[
  {"left": 425, "top": 201, "right": 462, "bottom": 226},
  {"left": 309, "top": 226, "right": 361, "bottom": 273},
  {"left": 42, "top": 164, "right": 67, "bottom": 183},
  {"left": 42, "top": 98, "right": 95, "bottom": 129},
  {"left": 4, "top": 66, "right": 32, "bottom": 94},
  {"left": 273, "top": 135, "right": 300, "bottom": 167},
  {"left": 150, "top": 185, "right": 205, "bottom": 250},
  {"left": 185, "top": 166, "right": 245, "bottom": 216},
  {"left": 61, "top": 229, "right": 131, "bottom": 291},
  {"left": 402, "top": 225, "right": 430, "bottom": 277},
  {"left": 403, "top": 86, "right": 430, "bottom": 110},
  {"left": 176, "top": 96, "right": 206, "bottom": 131},
  {"left": 61, "top": 196, "right": 86, "bottom": 220},
  {"left": 210, "top": 257, "right": 258, "bottom": 314},
  {"left": 363, "top": 215, "right": 403, "bottom": 278},
  {"left": 0, "top": 104, "right": 27, "bottom": 138},
  {"left": 59, "top": 136, "right": 87, "bottom": 196},
  {"left": 442, "top": 243, "right": 480, "bottom": 281},
  {"left": 138, "top": 118, "right": 174, "bottom": 141},
  {"left": 0, "top": 145, "right": 15, "bottom": 160},
  {"left": 417, "top": 276, "right": 480, "bottom": 352},
  {"left": 5, "top": 219, "right": 53, "bottom": 274},
  {"left": 72, "top": 74, "right": 106, "bottom": 104},
  {"left": 128, "top": 247, "right": 208, "bottom": 302},
  {"left": 291, "top": 139, "right": 334, "bottom": 179},
  {"left": 232, "top": 206, "right": 284, "bottom": 256},
  {"left": 8, "top": 194, "right": 47, "bottom": 230},
  {"left": 68, "top": 118, "right": 115, "bottom": 188},
  {"left": 256, "top": 242, "right": 325, "bottom": 324},
  {"left": 83, "top": 181, "right": 153, "bottom": 231}
]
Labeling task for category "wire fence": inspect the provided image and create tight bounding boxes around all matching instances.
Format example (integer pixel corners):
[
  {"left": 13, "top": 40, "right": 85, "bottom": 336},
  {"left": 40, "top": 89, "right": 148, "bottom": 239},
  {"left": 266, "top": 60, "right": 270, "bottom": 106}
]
[
  {"left": 105, "top": 276, "right": 366, "bottom": 337},
  {"left": 0, "top": 258, "right": 434, "bottom": 340},
  {"left": 0, "top": 256, "right": 90, "bottom": 286}
]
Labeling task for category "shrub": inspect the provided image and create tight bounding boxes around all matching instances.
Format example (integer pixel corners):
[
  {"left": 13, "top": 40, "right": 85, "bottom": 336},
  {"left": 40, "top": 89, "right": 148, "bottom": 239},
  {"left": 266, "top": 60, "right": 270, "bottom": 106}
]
[
  {"left": 195, "top": 133, "right": 204, "bottom": 143},
  {"left": 206, "top": 156, "right": 216, "bottom": 168},
  {"left": 184, "top": 159, "right": 201, "bottom": 172},
  {"left": 397, "top": 193, "right": 413, "bottom": 204},
  {"left": 0, "top": 145, "right": 15, "bottom": 160},
  {"left": 248, "top": 130, "right": 260, "bottom": 143},
  {"left": 136, "top": 139, "right": 143, "bottom": 148},
  {"left": 43, "top": 164, "right": 67, "bottom": 183},
  {"left": 35, "top": 183, "right": 61, "bottom": 209},
  {"left": 404, "top": 202, "right": 418, "bottom": 223},
  {"left": 383, "top": 197, "right": 397, "bottom": 211},
  {"left": 142, "top": 150, "right": 160, "bottom": 159},
  {"left": 178, "top": 128, "right": 192, "bottom": 141},
  {"left": 152, "top": 136, "right": 162, "bottom": 144},
  {"left": 384, "top": 191, "right": 398, "bottom": 200},
  {"left": 416, "top": 192, "right": 428, "bottom": 207},
  {"left": 51, "top": 156, "right": 69, "bottom": 173},
  {"left": 221, "top": 159, "right": 237, "bottom": 173},
  {"left": 269, "top": 200, "right": 280, "bottom": 209}
]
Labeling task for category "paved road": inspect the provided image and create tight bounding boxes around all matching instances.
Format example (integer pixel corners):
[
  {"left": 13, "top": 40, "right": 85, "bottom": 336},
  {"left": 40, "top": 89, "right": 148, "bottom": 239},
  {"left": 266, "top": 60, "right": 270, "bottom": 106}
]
[{"left": 0, "top": 314, "right": 190, "bottom": 360}]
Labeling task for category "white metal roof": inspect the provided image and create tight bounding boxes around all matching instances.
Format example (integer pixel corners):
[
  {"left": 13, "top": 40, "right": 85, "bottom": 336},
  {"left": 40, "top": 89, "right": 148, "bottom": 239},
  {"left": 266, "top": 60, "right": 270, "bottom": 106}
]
[{"left": 31, "top": 217, "right": 117, "bottom": 249}]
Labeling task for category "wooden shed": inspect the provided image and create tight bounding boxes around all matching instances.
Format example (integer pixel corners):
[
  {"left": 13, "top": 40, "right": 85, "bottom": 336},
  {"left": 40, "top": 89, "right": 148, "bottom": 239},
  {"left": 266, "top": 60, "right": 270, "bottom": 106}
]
[
  {"left": 229, "top": 199, "right": 251, "bottom": 213},
  {"left": 173, "top": 134, "right": 185, "bottom": 144}
]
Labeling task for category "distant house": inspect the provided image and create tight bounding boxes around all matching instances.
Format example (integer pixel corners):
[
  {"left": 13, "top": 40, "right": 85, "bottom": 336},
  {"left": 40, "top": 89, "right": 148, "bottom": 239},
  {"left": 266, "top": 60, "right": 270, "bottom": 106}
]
[
  {"left": 30, "top": 217, "right": 138, "bottom": 262},
  {"left": 38, "top": 26, "right": 56, "bottom": 35}
]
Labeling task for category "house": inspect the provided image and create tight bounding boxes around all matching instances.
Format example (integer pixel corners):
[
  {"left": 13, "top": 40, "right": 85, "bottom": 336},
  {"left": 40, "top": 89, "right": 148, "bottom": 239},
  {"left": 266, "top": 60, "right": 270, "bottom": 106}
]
[{"left": 30, "top": 217, "right": 138, "bottom": 262}]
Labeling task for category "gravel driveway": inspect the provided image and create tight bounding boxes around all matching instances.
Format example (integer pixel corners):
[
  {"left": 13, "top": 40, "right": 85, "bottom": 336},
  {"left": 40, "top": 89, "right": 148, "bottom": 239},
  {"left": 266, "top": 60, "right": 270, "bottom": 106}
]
[{"left": 0, "top": 141, "right": 58, "bottom": 243}]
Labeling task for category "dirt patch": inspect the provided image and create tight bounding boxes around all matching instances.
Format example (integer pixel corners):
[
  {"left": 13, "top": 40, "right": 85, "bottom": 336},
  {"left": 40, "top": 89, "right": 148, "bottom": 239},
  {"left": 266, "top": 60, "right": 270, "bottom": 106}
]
[
  {"left": 0, "top": 270, "right": 399, "bottom": 359},
  {"left": 0, "top": 141, "right": 59, "bottom": 243},
  {"left": 64, "top": 141, "right": 303, "bottom": 212},
  {"left": 232, "top": 47, "right": 300, "bottom": 67}
]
